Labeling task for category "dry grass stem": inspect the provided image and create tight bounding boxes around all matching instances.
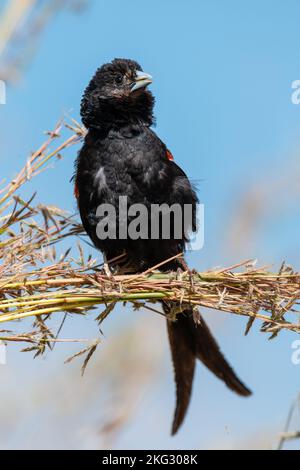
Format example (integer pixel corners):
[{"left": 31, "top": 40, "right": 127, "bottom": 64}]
[{"left": 1, "top": 118, "right": 300, "bottom": 371}]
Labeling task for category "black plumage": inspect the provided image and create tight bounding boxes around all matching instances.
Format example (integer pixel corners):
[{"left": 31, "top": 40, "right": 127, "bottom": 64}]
[{"left": 74, "top": 58, "right": 251, "bottom": 435}]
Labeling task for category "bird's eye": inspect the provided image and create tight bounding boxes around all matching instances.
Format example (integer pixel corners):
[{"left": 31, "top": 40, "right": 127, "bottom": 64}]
[{"left": 115, "top": 74, "right": 123, "bottom": 85}]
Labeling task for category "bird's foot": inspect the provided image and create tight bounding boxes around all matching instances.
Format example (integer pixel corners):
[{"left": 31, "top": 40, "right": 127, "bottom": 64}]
[
  {"left": 185, "top": 268, "right": 197, "bottom": 292},
  {"left": 103, "top": 261, "right": 114, "bottom": 278},
  {"left": 97, "top": 255, "right": 116, "bottom": 281},
  {"left": 178, "top": 259, "right": 198, "bottom": 287},
  {"left": 192, "top": 306, "right": 201, "bottom": 325},
  {"left": 176, "top": 267, "right": 184, "bottom": 281}
]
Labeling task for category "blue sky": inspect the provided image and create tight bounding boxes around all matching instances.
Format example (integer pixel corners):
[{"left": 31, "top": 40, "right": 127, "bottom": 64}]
[{"left": 1, "top": 0, "right": 300, "bottom": 449}]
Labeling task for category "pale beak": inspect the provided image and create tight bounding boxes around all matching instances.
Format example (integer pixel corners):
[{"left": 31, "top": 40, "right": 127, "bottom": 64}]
[{"left": 131, "top": 70, "right": 153, "bottom": 92}]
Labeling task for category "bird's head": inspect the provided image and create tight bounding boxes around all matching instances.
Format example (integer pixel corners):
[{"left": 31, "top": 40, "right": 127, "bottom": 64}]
[{"left": 81, "top": 58, "right": 154, "bottom": 131}]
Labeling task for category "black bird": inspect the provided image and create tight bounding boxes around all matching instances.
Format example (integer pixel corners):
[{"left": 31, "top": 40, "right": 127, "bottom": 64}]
[{"left": 74, "top": 58, "right": 251, "bottom": 435}]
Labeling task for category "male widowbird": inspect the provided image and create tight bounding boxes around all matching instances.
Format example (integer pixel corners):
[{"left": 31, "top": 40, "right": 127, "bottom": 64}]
[{"left": 74, "top": 58, "right": 252, "bottom": 435}]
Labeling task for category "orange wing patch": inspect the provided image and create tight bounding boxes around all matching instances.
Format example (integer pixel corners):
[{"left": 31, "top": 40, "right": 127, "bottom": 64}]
[
  {"left": 74, "top": 182, "right": 79, "bottom": 199},
  {"left": 166, "top": 149, "right": 174, "bottom": 161}
]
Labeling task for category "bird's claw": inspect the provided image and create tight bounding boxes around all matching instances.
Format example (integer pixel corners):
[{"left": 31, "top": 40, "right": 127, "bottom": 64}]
[
  {"left": 192, "top": 307, "right": 201, "bottom": 325},
  {"left": 176, "top": 267, "right": 184, "bottom": 281},
  {"left": 103, "top": 261, "right": 113, "bottom": 278}
]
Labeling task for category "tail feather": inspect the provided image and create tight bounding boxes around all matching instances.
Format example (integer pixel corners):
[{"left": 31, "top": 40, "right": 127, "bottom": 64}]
[
  {"left": 193, "top": 316, "right": 252, "bottom": 397},
  {"left": 165, "top": 304, "right": 251, "bottom": 435},
  {"left": 166, "top": 312, "right": 196, "bottom": 435}
]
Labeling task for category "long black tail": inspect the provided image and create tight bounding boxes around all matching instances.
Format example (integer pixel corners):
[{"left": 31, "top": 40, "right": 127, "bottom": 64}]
[{"left": 164, "top": 305, "right": 252, "bottom": 435}]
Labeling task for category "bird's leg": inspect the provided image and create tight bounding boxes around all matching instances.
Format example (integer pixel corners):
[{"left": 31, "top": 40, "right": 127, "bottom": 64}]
[
  {"left": 103, "top": 254, "right": 113, "bottom": 278},
  {"left": 178, "top": 259, "right": 197, "bottom": 291},
  {"left": 192, "top": 306, "right": 201, "bottom": 325},
  {"left": 93, "top": 255, "right": 116, "bottom": 285},
  {"left": 176, "top": 267, "right": 184, "bottom": 281},
  {"left": 177, "top": 259, "right": 200, "bottom": 323}
]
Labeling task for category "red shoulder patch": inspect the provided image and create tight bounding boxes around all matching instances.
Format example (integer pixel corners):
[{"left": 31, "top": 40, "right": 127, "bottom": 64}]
[
  {"left": 166, "top": 149, "right": 174, "bottom": 161},
  {"left": 74, "top": 182, "right": 79, "bottom": 199}
]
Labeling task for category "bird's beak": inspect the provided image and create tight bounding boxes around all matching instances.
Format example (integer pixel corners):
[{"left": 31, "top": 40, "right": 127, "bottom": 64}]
[{"left": 131, "top": 70, "right": 153, "bottom": 93}]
